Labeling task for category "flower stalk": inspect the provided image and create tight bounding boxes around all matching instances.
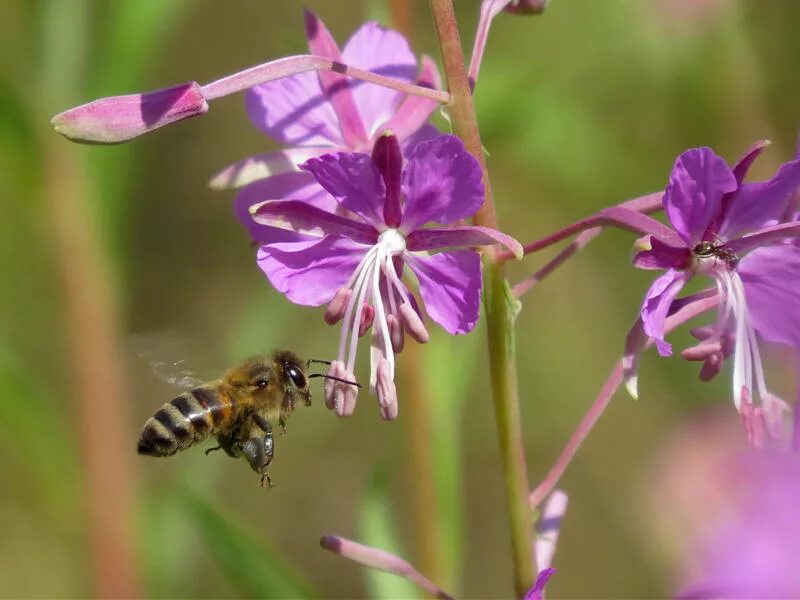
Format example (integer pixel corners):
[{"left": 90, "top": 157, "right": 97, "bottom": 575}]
[{"left": 428, "top": 0, "right": 534, "bottom": 596}]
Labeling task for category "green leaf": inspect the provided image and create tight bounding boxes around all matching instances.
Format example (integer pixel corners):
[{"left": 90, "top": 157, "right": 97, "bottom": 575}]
[
  {"left": 359, "top": 465, "right": 419, "bottom": 599},
  {"left": 177, "top": 487, "right": 316, "bottom": 599}
]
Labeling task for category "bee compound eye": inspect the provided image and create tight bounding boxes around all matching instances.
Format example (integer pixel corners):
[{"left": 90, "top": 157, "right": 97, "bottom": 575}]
[{"left": 286, "top": 364, "right": 306, "bottom": 388}]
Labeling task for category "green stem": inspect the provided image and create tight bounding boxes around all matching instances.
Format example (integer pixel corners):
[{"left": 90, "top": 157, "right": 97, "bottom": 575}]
[{"left": 428, "top": 1, "right": 535, "bottom": 597}]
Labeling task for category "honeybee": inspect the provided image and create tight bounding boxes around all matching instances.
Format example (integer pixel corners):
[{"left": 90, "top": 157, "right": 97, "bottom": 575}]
[{"left": 137, "top": 350, "right": 356, "bottom": 487}]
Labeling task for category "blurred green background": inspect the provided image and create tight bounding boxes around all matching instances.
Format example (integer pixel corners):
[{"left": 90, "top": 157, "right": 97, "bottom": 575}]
[{"left": 2, "top": 0, "right": 798, "bottom": 597}]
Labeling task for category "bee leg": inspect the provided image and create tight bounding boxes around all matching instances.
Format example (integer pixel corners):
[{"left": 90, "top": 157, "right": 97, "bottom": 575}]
[
  {"left": 240, "top": 425, "right": 274, "bottom": 488},
  {"left": 279, "top": 417, "right": 287, "bottom": 435},
  {"left": 204, "top": 445, "right": 222, "bottom": 456},
  {"left": 251, "top": 413, "right": 272, "bottom": 434}
]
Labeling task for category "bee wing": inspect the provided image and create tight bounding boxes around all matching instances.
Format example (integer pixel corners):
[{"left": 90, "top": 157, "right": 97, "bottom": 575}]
[{"left": 130, "top": 331, "right": 221, "bottom": 389}]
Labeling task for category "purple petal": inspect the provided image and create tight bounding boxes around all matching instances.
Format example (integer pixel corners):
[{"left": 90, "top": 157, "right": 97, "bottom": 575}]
[
  {"left": 251, "top": 200, "right": 377, "bottom": 243},
  {"left": 234, "top": 172, "right": 333, "bottom": 244},
  {"left": 632, "top": 236, "right": 691, "bottom": 270},
  {"left": 406, "top": 250, "right": 481, "bottom": 334},
  {"left": 341, "top": 22, "right": 417, "bottom": 136},
  {"left": 384, "top": 55, "right": 441, "bottom": 142},
  {"left": 400, "top": 135, "right": 485, "bottom": 232},
  {"left": 406, "top": 225, "right": 522, "bottom": 258},
  {"left": 641, "top": 269, "right": 689, "bottom": 356},
  {"left": 257, "top": 235, "right": 369, "bottom": 306},
  {"left": 303, "top": 10, "right": 368, "bottom": 148},
  {"left": 209, "top": 147, "right": 331, "bottom": 190},
  {"left": 246, "top": 71, "right": 343, "bottom": 147},
  {"left": 725, "top": 221, "right": 800, "bottom": 255},
  {"left": 739, "top": 244, "right": 800, "bottom": 348},
  {"left": 664, "top": 147, "right": 737, "bottom": 245},
  {"left": 400, "top": 123, "right": 440, "bottom": 157},
  {"left": 524, "top": 568, "right": 556, "bottom": 600},
  {"left": 732, "top": 139, "right": 770, "bottom": 184},
  {"left": 301, "top": 152, "right": 386, "bottom": 229},
  {"left": 719, "top": 158, "right": 800, "bottom": 238}
]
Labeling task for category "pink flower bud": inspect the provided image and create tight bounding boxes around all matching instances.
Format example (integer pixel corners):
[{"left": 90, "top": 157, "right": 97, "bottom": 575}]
[
  {"left": 504, "top": 0, "right": 549, "bottom": 15},
  {"left": 51, "top": 82, "right": 208, "bottom": 144}
]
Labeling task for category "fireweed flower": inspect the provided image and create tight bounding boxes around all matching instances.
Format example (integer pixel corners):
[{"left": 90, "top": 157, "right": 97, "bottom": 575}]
[
  {"left": 213, "top": 11, "right": 441, "bottom": 245},
  {"left": 624, "top": 143, "right": 800, "bottom": 437},
  {"left": 250, "top": 133, "right": 522, "bottom": 418}
]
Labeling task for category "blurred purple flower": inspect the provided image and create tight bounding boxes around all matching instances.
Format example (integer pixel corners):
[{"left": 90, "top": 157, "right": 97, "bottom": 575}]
[
  {"left": 624, "top": 143, "right": 800, "bottom": 436},
  {"left": 678, "top": 451, "right": 800, "bottom": 599},
  {"left": 250, "top": 133, "right": 521, "bottom": 418},
  {"left": 213, "top": 11, "right": 441, "bottom": 246}
]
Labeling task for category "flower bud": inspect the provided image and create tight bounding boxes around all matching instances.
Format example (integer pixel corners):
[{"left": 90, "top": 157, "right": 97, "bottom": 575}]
[{"left": 51, "top": 81, "right": 208, "bottom": 144}]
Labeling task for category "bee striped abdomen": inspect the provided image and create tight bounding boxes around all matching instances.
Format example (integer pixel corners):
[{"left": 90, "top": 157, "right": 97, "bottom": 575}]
[{"left": 137, "top": 385, "right": 235, "bottom": 457}]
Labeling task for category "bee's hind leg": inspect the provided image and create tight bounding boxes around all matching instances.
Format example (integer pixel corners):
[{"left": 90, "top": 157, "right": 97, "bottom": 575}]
[
  {"left": 204, "top": 445, "right": 222, "bottom": 456},
  {"left": 242, "top": 414, "right": 275, "bottom": 488}
]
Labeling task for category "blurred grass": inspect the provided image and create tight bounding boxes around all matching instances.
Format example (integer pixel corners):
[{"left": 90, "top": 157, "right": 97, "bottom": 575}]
[{"left": 2, "top": 0, "right": 799, "bottom": 598}]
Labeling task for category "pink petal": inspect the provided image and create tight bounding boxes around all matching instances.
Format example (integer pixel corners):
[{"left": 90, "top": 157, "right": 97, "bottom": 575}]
[
  {"left": 406, "top": 225, "right": 522, "bottom": 258},
  {"left": 341, "top": 22, "right": 417, "bottom": 136},
  {"left": 664, "top": 147, "right": 737, "bottom": 245},
  {"left": 719, "top": 158, "right": 800, "bottom": 238},
  {"left": 406, "top": 250, "right": 481, "bottom": 335},
  {"left": 209, "top": 147, "right": 331, "bottom": 190},
  {"left": 384, "top": 55, "right": 441, "bottom": 142},
  {"left": 234, "top": 172, "right": 334, "bottom": 244},
  {"left": 257, "top": 235, "right": 369, "bottom": 306},
  {"left": 640, "top": 269, "right": 689, "bottom": 356},
  {"left": 301, "top": 152, "right": 387, "bottom": 229},
  {"left": 251, "top": 200, "right": 377, "bottom": 242},
  {"left": 303, "top": 10, "right": 369, "bottom": 148},
  {"left": 245, "top": 71, "right": 343, "bottom": 147},
  {"left": 739, "top": 244, "right": 800, "bottom": 348},
  {"left": 400, "top": 135, "right": 485, "bottom": 232}
]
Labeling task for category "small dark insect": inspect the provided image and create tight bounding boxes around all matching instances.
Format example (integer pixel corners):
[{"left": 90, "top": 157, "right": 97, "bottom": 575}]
[
  {"left": 137, "top": 350, "right": 358, "bottom": 487},
  {"left": 692, "top": 240, "right": 739, "bottom": 270}
]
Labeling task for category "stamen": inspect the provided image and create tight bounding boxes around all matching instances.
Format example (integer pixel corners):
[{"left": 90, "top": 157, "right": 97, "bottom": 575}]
[
  {"left": 358, "top": 304, "right": 375, "bottom": 337},
  {"left": 399, "top": 303, "right": 430, "bottom": 343},
  {"left": 325, "top": 288, "right": 352, "bottom": 324}
]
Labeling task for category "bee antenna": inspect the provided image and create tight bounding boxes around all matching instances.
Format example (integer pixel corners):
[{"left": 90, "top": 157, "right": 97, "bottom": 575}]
[
  {"left": 307, "top": 358, "right": 332, "bottom": 366},
  {"left": 308, "top": 373, "right": 361, "bottom": 388}
]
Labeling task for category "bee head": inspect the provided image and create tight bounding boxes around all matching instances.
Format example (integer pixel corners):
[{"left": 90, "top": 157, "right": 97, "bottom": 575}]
[{"left": 273, "top": 350, "right": 309, "bottom": 391}]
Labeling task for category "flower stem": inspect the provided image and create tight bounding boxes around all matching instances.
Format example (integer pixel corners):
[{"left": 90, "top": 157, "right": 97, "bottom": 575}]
[
  {"left": 496, "top": 192, "right": 665, "bottom": 262},
  {"left": 428, "top": 1, "right": 534, "bottom": 596}
]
